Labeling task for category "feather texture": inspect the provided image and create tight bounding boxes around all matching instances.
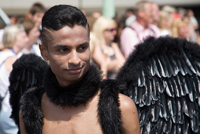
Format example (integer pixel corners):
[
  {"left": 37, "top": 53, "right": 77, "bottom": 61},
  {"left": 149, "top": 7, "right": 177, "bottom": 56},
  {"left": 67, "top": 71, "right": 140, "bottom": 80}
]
[
  {"left": 9, "top": 54, "right": 48, "bottom": 133},
  {"left": 117, "top": 36, "right": 200, "bottom": 133}
]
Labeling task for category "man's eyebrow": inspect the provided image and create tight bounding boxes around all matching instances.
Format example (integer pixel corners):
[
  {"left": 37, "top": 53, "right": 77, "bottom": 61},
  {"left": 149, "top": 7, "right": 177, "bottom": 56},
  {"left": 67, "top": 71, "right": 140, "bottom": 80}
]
[
  {"left": 53, "top": 44, "right": 69, "bottom": 48},
  {"left": 79, "top": 41, "right": 89, "bottom": 46},
  {"left": 53, "top": 41, "right": 89, "bottom": 48}
]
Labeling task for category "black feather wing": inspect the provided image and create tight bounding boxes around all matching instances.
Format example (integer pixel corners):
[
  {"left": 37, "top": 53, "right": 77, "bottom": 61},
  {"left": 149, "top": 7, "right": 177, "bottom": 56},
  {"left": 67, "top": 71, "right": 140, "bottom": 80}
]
[
  {"left": 9, "top": 54, "right": 48, "bottom": 129},
  {"left": 117, "top": 36, "right": 200, "bottom": 134}
]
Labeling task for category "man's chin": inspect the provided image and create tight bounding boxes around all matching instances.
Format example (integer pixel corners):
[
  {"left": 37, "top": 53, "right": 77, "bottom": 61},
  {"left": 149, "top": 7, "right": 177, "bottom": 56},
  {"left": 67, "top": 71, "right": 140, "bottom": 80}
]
[{"left": 69, "top": 67, "right": 87, "bottom": 80}]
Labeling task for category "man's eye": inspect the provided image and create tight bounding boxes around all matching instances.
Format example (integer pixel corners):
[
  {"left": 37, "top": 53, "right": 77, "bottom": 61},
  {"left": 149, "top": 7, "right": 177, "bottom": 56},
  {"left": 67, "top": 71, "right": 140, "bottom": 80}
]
[
  {"left": 79, "top": 45, "right": 88, "bottom": 51},
  {"left": 59, "top": 48, "right": 67, "bottom": 52},
  {"left": 79, "top": 46, "right": 86, "bottom": 50}
]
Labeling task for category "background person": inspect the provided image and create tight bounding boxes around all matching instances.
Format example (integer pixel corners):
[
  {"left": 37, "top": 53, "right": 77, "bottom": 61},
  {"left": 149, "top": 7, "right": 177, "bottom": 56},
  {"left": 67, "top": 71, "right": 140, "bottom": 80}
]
[
  {"left": 151, "top": 2, "right": 160, "bottom": 26},
  {"left": 26, "top": 2, "right": 46, "bottom": 26},
  {"left": 186, "top": 9, "right": 199, "bottom": 42},
  {"left": 0, "top": 24, "right": 29, "bottom": 134},
  {"left": 120, "top": 1, "right": 160, "bottom": 58},
  {"left": 91, "top": 16, "right": 125, "bottom": 79},
  {"left": 158, "top": 5, "right": 176, "bottom": 36},
  {"left": 172, "top": 18, "right": 190, "bottom": 40},
  {"left": 17, "top": 18, "right": 41, "bottom": 57}
]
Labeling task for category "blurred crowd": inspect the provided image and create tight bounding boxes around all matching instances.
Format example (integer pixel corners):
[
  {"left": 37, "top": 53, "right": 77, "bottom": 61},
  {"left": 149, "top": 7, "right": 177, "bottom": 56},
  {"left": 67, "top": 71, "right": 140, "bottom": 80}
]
[
  {"left": 0, "top": 3, "right": 45, "bottom": 134},
  {"left": 87, "top": 1, "right": 200, "bottom": 77},
  {"left": 0, "top": 1, "right": 199, "bottom": 133}
]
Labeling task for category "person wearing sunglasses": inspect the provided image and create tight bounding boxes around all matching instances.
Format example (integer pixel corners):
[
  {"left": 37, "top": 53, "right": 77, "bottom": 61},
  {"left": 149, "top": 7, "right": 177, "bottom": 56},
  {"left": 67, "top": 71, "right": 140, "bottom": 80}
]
[{"left": 91, "top": 16, "right": 125, "bottom": 79}]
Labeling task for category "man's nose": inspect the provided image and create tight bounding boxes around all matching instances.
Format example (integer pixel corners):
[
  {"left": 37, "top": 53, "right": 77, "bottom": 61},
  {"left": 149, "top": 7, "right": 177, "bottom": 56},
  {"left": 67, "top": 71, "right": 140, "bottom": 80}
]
[{"left": 68, "top": 50, "right": 81, "bottom": 65}]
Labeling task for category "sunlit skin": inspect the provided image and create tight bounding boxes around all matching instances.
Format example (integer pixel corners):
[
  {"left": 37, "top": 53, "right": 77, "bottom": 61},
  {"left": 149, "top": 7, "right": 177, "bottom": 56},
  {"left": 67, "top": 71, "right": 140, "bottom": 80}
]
[
  {"left": 31, "top": 12, "right": 44, "bottom": 25},
  {"left": 0, "top": 42, "right": 4, "bottom": 50},
  {"left": 137, "top": 3, "right": 153, "bottom": 28},
  {"left": 19, "top": 24, "right": 140, "bottom": 134},
  {"left": 40, "top": 25, "right": 90, "bottom": 87},
  {"left": 26, "top": 22, "right": 40, "bottom": 50},
  {"left": 143, "top": 3, "right": 153, "bottom": 25},
  {"left": 151, "top": 3, "right": 160, "bottom": 25},
  {"left": 178, "top": 24, "right": 189, "bottom": 39},
  {"left": 13, "top": 31, "right": 29, "bottom": 53}
]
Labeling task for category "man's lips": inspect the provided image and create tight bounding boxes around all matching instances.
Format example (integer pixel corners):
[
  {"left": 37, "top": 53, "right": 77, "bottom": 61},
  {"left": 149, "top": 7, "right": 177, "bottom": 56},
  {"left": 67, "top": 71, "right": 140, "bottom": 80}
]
[{"left": 66, "top": 66, "right": 83, "bottom": 74}]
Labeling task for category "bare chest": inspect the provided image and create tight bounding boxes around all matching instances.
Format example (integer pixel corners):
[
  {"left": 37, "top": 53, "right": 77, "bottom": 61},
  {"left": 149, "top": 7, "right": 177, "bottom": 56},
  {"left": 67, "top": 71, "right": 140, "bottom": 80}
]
[{"left": 41, "top": 94, "right": 103, "bottom": 134}]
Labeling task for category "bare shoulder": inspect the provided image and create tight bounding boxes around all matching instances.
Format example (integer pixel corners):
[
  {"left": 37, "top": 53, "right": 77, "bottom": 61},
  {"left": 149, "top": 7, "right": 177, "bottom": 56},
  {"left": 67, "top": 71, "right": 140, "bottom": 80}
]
[
  {"left": 4, "top": 56, "right": 17, "bottom": 72},
  {"left": 5, "top": 56, "right": 17, "bottom": 64},
  {"left": 118, "top": 93, "right": 140, "bottom": 134},
  {"left": 19, "top": 109, "right": 27, "bottom": 134},
  {"left": 119, "top": 93, "right": 137, "bottom": 111}
]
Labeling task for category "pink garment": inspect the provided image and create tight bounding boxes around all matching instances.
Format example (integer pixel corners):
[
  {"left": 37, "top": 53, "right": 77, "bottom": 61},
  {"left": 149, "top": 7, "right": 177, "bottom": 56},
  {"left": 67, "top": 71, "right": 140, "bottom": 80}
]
[{"left": 120, "top": 21, "right": 160, "bottom": 58}]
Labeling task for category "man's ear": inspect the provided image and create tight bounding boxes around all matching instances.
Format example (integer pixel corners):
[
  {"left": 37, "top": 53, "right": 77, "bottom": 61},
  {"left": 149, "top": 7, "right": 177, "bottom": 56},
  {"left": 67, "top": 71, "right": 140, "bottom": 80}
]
[
  {"left": 138, "top": 10, "right": 144, "bottom": 18},
  {"left": 39, "top": 43, "right": 49, "bottom": 61}
]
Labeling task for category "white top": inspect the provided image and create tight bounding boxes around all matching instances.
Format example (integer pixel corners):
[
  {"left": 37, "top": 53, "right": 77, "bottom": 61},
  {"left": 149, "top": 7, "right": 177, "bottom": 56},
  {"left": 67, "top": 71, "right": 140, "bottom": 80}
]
[
  {"left": 0, "top": 51, "right": 15, "bottom": 110},
  {"left": 125, "top": 15, "right": 136, "bottom": 27},
  {"left": 190, "top": 16, "right": 198, "bottom": 27},
  {"left": 0, "top": 29, "right": 4, "bottom": 42},
  {"left": 17, "top": 43, "right": 41, "bottom": 58},
  {"left": 160, "top": 29, "right": 170, "bottom": 36}
]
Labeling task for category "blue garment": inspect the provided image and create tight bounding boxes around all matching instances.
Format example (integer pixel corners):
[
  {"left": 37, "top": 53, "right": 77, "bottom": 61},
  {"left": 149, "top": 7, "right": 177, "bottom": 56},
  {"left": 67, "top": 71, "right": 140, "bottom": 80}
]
[{"left": 0, "top": 96, "right": 18, "bottom": 134}]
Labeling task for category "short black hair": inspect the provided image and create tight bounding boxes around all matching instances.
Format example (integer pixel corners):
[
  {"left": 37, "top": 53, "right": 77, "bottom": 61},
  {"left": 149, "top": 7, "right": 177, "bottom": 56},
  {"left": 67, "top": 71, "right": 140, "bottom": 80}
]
[
  {"left": 42, "top": 5, "right": 88, "bottom": 31},
  {"left": 41, "top": 5, "right": 89, "bottom": 46}
]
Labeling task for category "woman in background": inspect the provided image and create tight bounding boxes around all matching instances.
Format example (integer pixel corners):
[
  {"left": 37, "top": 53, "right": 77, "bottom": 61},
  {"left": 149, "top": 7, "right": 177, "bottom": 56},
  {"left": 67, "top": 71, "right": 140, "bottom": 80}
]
[
  {"left": 0, "top": 24, "right": 29, "bottom": 134},
  {"left": 91, "top": 16, "right": 125, "bottom": 79},
  {"left": 158, "top": 6, "right": 176, "bottom": 36},
  {"left": 17, "top": 18, "right": 41, "bottom": 57},
  {"left": 172, "top": 18, "right": 190, "bottom": 40}
]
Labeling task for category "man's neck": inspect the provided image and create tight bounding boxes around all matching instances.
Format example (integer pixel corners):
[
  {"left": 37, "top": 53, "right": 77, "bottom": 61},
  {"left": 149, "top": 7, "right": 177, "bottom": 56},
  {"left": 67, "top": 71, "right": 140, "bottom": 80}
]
[
  {"left": 136, "top": 19, "right": 148, "bottom": 29},
  {"left": 43, "top": 65, "right": 101, "bottom": 107}
]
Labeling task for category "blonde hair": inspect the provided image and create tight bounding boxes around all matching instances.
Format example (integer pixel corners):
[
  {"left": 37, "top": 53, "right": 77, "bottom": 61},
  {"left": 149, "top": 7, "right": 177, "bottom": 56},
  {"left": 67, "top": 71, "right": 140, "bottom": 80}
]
[
  {"left": 172, "top": 18, "right": 189, "bottom": 37},
  {"left": 158, "top": 6, "right": 176, "bottom": 32},
  {"left": 3, "top": 24, "right": 24, "bottom": 48},
  {"left": 92, "top": 16, "right": 117, "bottom": 46},
  {"left": 161, "top": 5, "right": 176, "bottom": 13},
  {"left": 157, "top": 6, "right": 177, "bottom": 35}
]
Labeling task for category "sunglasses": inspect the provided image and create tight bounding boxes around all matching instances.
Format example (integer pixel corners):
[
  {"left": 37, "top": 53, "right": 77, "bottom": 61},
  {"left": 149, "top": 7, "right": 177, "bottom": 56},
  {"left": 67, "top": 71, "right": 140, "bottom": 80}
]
[{"left": 105, "top": 28, "right": 117, "bottom": 32}]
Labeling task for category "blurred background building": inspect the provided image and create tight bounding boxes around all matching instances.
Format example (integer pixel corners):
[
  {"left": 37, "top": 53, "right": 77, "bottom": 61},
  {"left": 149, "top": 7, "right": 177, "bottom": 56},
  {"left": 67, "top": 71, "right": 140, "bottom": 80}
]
[{"left": 0, "top": 0, "right": 200, "bottom": 17}]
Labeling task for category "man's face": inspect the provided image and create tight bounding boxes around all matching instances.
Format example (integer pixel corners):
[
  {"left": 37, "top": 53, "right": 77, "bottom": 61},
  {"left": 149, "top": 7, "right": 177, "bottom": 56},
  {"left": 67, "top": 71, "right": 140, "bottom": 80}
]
[
  {"left": 142, "top": 3, "right": 153, "bottom": 25},
  {"left": 40, "top": 25, "right": 90, "bottom": 86},
  {"left": 151, "top": 3, "right": 160, "bottom": 24}
]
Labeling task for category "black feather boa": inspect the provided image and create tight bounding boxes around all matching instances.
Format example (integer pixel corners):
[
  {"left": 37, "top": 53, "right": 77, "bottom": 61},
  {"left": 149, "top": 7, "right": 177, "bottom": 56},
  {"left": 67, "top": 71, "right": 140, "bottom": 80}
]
[
  {"left": 99, "top": 80, "right": 122, "bottom": 134},
  {"left": 20, "top": 65, "right": 122, "bottom": 134},
  {"left": 43, "top": 64, "right": 101, "bottom": 107}
]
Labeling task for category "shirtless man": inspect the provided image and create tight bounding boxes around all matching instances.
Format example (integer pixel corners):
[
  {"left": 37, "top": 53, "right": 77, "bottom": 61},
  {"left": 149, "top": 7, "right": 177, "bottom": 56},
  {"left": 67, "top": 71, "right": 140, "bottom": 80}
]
[{"left": 19, "top": 5, "right": 140, "bottom": 134}]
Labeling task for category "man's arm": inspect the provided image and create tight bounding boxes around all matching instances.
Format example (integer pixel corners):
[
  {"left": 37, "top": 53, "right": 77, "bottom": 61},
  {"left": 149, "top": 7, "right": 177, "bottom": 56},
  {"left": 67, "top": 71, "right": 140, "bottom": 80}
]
[
  {"left": 119, "top": 94, "right": 140, "bottom": 134},
  {"left": 19, "top": 110, "right": 27, "bottom": 134}
]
